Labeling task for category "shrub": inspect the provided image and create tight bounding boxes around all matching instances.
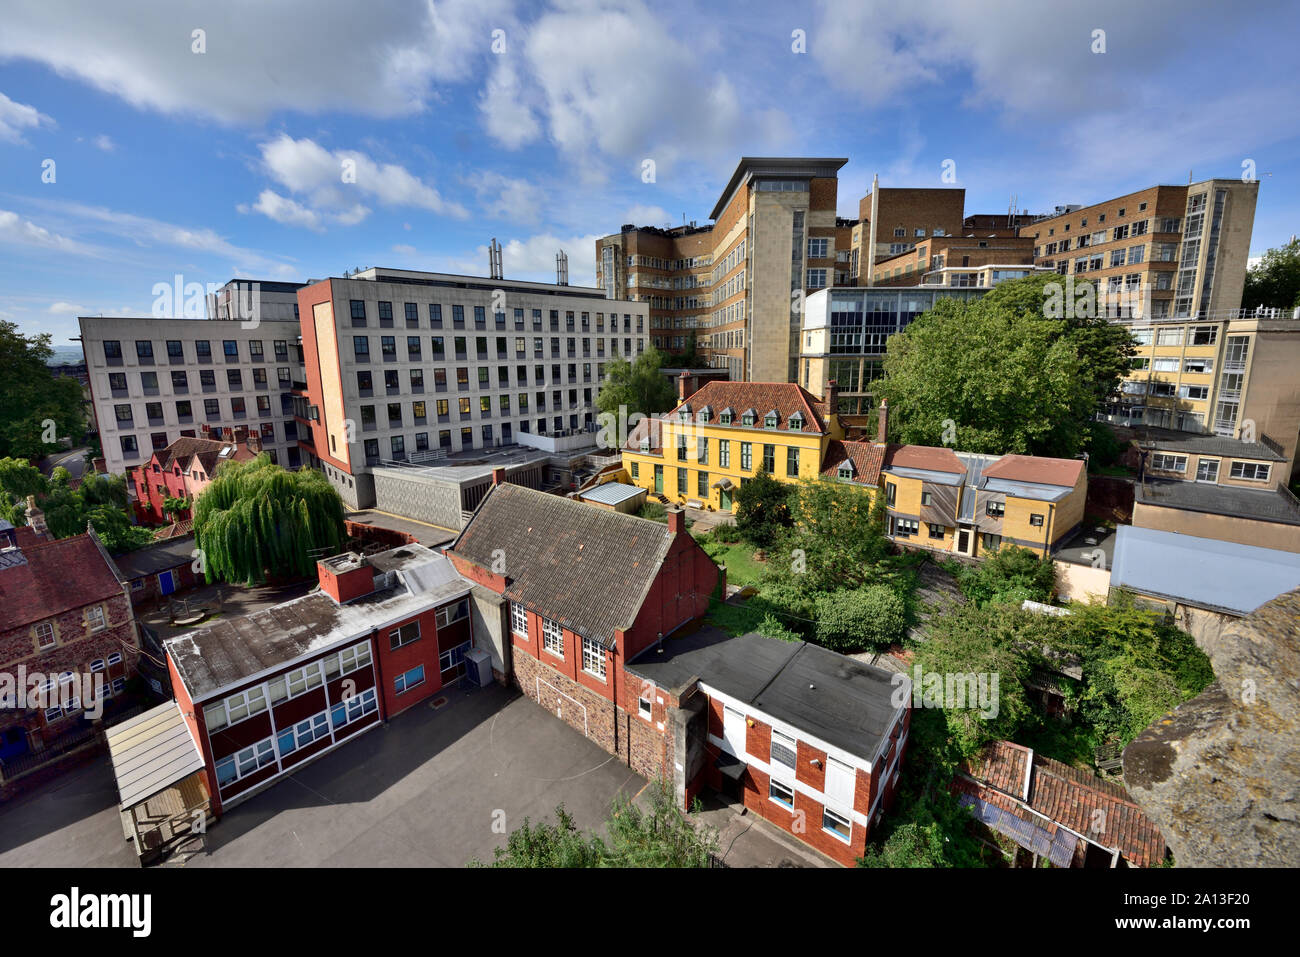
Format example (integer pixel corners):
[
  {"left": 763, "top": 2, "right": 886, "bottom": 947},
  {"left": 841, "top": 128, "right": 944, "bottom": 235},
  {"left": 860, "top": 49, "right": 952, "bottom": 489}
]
[{"left": 814, "top": 584, "right": 908, "bottom": 652}]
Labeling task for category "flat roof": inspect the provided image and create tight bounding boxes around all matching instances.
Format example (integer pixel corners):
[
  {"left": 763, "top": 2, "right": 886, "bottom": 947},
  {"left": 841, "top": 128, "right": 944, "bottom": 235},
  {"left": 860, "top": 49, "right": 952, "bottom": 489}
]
[
  {"left": 1134, "top": 428, "right": 1285, "bottom": 462},
  {"left": 579, "top": 482, "right": 645, "bottom": 506},
  {"left": 110, "top": 535, "right": 196, "bottom": 580},
  {"left": 105, "top": 701, "right": 206, "bottom": 809},
  {"left": 626, "top": 627, "right": 902, "bottom": 765},
  {"left": 165, "top": 545, "right": 471, "bottom": 701},
  {"left": 709, "top": 157, "right": 849, "bottom": 220},
  {"left": 1135, "top": 479, "right": 1300, "bottom": 526},
  {"left": 1111, "top": 525, "right": 1300, "bottom": 616}
]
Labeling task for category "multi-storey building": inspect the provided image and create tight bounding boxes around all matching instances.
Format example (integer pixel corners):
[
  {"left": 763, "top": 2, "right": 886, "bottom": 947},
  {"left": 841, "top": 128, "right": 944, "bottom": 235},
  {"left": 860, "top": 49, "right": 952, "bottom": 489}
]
[
  {"left": 1103, "top": 313, "right": 1300, "bottom": 470},
  {"left": 0, "top": 532, "right": 141, "bottom": 787},
  {"left": 79, "top": 306, "right": 307, "bottom": 476},
  {"left": 129, "top": 431, "right": 264, "bottom": 524},
  {"left": 850, "top": 185, "right": 966, "bottom": 277},
  {"left": 1019, "top": 179, "right": 1259, "bottom": 321},
  {"left": 597, "top": 157, "right": 850, "bottom": 382},
  {"left": 799, "top": 286, "right": 989, "bottom": 414},
  {"left": 295, "top": 267, "right": 647, "bottom": 510},
  {"left": 868, "top": 234, "right": 1040, "bottom": 287},
  {"left": 206, "top": 279, "right": 304, "bottom": 322}
]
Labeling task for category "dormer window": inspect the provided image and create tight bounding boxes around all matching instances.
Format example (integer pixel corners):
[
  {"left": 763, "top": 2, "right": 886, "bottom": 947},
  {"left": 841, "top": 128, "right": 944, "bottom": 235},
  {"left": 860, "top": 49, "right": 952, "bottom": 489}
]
[
  {"left": 639, "top": 438, "right": 650, "bottom": 453},
  {"left": 678, "top": 405, "right": 691, "bottom": 422},
  {"left": 764, "top": 411, "right": 779, "bottom": 429},
  {"left": 788, "top": 412, "right": 804, "bottom": 431},
  {"left": 741, "top": 409, "right": 756, "bottom": 427},
  {"left": 837, "top": 461, "right": 854, "bottom": 480},
  {"left": 697, "top": 405, "right": 711, "bottom": 423},
  {"left": 719, "top": 407, "right": 734, "bottom": 425}
]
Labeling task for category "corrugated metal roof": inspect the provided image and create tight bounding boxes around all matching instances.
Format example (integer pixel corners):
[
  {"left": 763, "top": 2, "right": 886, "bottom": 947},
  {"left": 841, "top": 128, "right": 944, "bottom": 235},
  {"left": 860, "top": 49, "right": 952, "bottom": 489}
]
[
  {"left": 1111, "top": 525, "right": 1300, "bottom": 616},
  {"left": 580, "top": 482, "right": 646, "bottom": 506},
  {"left": 105, "top": 701, "right": 205, "bottom": 809}
]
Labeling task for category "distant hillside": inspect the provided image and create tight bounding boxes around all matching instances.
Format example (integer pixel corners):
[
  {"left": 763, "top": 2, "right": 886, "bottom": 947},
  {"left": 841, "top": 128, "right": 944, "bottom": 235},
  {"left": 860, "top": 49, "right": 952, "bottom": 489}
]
[{"left": 45, "top": 345, "right": 86, "bottom": 365}]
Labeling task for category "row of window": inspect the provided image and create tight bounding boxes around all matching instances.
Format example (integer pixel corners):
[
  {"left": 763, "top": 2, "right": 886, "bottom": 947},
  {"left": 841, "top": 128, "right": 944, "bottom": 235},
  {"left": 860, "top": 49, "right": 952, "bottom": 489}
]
[
  {"left": 1149, "top": 454, "right": 1271, "bottom": 482},
  {"left": 43, "top": 676, "right": 127, "bottom": 722},
  {"left": 358, "top": 390, "right": 594, "bottom": 429},
  {"left": 32, "top": 607, "right": 108, "bottom": 650},
  {"left": 511, "top": 602, "right": 607, "bottom": 680},
  {"left": 102, "top": 338, "right": 299, "bottom": 364},
  {"left": 349, "top": 301, "right": 644, "bottom": 333},
  {"left": 114, "top": 393, "right": 277, "bottom": 426},
  {"left": 106, "top": 366, "right": 296, "bottom": 397},
  {"left": 356, "top": 365, "right": 604, "bottom": 400},
  {"left": 203, "top": 639, "right": 372, "bottom": 732},
  {"left": 350, "top": 334, "right": 641, "bottom": 364},
  {"left": 214, "top": 688, "right": 380, "bottom": 788},
  {"left": 677, "top": 404, "right": 807, "bottom": 431}
]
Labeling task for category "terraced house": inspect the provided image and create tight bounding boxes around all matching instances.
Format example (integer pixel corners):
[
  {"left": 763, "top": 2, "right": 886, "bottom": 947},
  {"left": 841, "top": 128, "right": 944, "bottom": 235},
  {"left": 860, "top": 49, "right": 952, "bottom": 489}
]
[{"left": 619, "top": 380, "right": 1086, "bottom": 559}]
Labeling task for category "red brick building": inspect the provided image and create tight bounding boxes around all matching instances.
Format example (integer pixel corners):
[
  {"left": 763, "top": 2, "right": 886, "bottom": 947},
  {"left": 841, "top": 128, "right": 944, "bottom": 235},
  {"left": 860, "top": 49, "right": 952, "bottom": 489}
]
[
  {"left": 627, "top": 629, "right": 910, "bottom": 866},
  {"left": 130, "top": 431, "right": 262, "bottom": 524},
  {"left": 447, "top": 479, "right": 723, "bottom": 781},
  {"left": 163, "top": 543, "right": 477, "bottom": 815},
  {"left": 0, "top": 532, "right": 141, "bottom": 782}
]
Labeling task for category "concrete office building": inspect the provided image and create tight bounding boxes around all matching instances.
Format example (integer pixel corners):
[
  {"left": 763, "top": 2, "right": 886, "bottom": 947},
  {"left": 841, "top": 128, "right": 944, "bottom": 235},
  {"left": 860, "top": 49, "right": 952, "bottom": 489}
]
[
  {"left": 295, "top": 267, "right": 648, "bottom": 510},
  {"left": 597, "top": 157, "right": 850, "bottom": 383},
  {"left": 79, "top": 281, "right": 308, "bottom": 476}
]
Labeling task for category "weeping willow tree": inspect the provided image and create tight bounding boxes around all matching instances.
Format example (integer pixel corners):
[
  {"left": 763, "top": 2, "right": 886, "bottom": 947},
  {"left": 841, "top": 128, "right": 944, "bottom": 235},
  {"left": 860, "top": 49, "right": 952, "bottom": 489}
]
[{"left": 193, "top": 454, "right": 346, "bottom": 585}]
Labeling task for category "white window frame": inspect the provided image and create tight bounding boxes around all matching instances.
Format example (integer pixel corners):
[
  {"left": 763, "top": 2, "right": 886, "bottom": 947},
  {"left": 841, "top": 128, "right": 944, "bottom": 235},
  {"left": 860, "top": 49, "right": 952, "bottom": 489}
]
[
  {"left": 822, "top": 806, "right": 853, "bottom": 843},
  {"left": 107, "top": 652, "right": 123, "bottom": 667},
  {"left": 389, "top": 620, "right": 421, "bottom": 650},
  {"left": 86, "top": 605, "right": 106, "bottom": 632},
  {"left": 394, "top": 664, "right": 426, "bottom": 695},
  {"left": 581, "top": 636, "right": 607, "bottom": 680},
  {"left": 510, "top": 601, "right": 529, "bottom": 637},
  {"left": 1229, "top": 461, "right": 1270, "bottom": 482},
  {"left": 1150, "top": 453, "right": 1187, "bottom": 473},
  {"left": 34, "top": 622, "right": 55, "bottom": 649},
  {"left": 768, "top": 778, "right": 795, "bottom": 809},
  {"left": 435, "top": 598, "right": 469, "bottom": 629},
  {"left": 638, "top": 696, "right": 652, "bottom": 721},
  {"left": 542, "top": 617, "right": 564, "bottom": 658}
]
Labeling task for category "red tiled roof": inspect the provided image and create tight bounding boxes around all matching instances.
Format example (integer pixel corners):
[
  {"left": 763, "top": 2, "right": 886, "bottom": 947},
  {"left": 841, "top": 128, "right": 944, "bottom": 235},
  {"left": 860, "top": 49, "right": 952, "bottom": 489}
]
[
  {"left": 0, "top": 534, "right": 125, "bottom": 632},
  {"left": 623, "top": 416, "right": 664, "bottom": 453},
  {"left": 983, "top": 454, "right": 1084, "bottom": 488},
  {"left": 674, "top": 381, "right": 829, "bottom": 433},
  {"left": 882, "top": 444, "right": 965, "bottom": 474},
  {"left": 820, "top": 440, "right": 885, "bottom": 487},
  {"left": 146, "top": 436, "right": 256, "bottom": 477},
  {"left": 153, "top": 520, "right": 194, "bottom": 541},
  {"left": 960, "top": 740, "right": 1167, "bottom": 867}
]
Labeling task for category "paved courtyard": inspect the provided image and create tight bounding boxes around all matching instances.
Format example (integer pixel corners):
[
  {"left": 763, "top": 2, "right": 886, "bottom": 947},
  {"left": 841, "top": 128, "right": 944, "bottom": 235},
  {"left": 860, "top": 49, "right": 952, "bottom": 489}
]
[{"left": 0, "top": 681, "right": 832, "bottom": 868}]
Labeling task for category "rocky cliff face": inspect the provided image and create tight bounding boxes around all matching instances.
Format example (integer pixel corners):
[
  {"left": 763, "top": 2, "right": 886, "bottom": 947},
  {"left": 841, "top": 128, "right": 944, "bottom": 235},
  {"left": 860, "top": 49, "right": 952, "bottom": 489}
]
[{"left": 1123, "top": 588, "right": 1300, "bottom": 867}]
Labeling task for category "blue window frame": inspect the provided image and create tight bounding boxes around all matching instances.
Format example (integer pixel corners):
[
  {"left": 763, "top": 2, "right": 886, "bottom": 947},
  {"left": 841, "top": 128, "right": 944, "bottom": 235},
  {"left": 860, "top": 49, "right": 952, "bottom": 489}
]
[{"left": 395, "top": 665, "right": 425, "bottom": 695}]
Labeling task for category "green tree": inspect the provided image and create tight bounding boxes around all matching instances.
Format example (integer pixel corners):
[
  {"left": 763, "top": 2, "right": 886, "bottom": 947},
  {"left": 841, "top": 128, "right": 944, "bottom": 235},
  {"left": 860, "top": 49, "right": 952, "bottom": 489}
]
[
  {"left": 0, "top": 321, "right": 85, "bottom": 460},
  {"left": 874, "top": 274, "right": 1134, "bottom": 457},
  {"left": 814, "top": 584, "right": 908, "bottom": 652},
  {"left": 193, "top": 455, "right": 346, "bottom": 585},
  {"left": 957, "top": 544, "right": 1057, "bottom": 607},
  {"left": 1242, "top": 237, "right": 1300, "bottom": 310},
  {"left": 595, "top": 344, "right": 677, "bottom": 418},
  {"left": 732, "top": 468, "right": 792, "bottom": 548},
  {"left": 162, "top": 496, "right": 191, "bottom": 521},
  {"left": 0, "top": 456, "right": 48, "bottom": 524},
  {"left": 475, "top": 779, "right": 718, "bottom": 868},
  {"left": 673, "top": 332, "right": 705, "bottom": 369}
]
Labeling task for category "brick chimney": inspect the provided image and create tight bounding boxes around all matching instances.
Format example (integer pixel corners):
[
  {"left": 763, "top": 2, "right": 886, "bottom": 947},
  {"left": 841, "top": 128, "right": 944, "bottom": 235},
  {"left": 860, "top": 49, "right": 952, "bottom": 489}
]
[
  {"left": 233, "top": 425, "right": 249, "bottom": 444},
  {"left": 317, "top": 553, "right": 375, "bottom": 603},
  {"left": 25, "top": 495, "right": 48, "bottom": 539},
  {"left": 876, "top": 398, "right": 889, "bottom": 444},
  {"left": 824, "top": 379, "right": 839, "bottom": 420},
  {"left": 666, "top": 506, "right": 685, "bottom": 535},
  {"left": 246, "top": 431, "right": 262, "bottom": 454},
  {"left": 677, "top": 371, "right": 691, "bottom": 403},
  {"left": 491, "top": 466, "right": 506, "bottom": 486}
]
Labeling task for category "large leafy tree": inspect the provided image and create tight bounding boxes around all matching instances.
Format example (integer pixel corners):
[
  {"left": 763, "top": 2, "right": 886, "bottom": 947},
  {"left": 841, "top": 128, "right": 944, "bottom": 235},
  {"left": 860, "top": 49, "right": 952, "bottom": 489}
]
[
  {"left": 0, "top": 321, "right": 85, "bottom": 460},
  {"left": 1242, "top": 237, "right": 1300, "bottom": 310},
  {"left": 873, "top": 274, "right": 1134, "bottom": 457},
  {"left": 595, "top": 344, "right": 677, "bottom": 418},
  {"left": 193, "top": 454, "right": 346, "bottom": 585},
  {"left": 732, "top": 468, "right": 792, "bottom": 548}
]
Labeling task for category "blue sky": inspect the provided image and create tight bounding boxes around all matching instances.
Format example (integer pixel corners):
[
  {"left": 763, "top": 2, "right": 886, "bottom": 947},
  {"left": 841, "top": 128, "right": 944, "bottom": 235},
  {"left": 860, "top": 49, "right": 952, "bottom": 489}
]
[{"left": 2, "top": 0, "right": 1299, "bottom": 347}]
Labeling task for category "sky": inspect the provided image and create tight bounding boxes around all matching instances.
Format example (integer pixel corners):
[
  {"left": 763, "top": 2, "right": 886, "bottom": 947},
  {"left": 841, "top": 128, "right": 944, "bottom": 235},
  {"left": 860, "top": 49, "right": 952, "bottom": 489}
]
[{"left": 2, "top": 0, "right": 1299, "bottom": 347}]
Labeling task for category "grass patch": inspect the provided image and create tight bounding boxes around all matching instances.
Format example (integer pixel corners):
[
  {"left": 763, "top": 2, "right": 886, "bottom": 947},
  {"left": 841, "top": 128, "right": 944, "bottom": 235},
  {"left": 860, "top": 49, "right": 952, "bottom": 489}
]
[{"left": 698, "top": 539, "right": 767, "bottom": 587}]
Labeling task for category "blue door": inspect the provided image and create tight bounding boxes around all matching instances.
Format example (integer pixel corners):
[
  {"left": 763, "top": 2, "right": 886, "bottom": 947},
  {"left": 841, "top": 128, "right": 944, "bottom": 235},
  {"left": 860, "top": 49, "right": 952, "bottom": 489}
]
[{"left": 158, "top": 570, "right": 176, "bottom": 595}]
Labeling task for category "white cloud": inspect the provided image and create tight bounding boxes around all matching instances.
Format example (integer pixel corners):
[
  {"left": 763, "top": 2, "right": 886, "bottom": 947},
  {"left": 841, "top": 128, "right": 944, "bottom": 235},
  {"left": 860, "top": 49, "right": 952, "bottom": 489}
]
[
  {"left": 48, "top": 301, "right": 84, "bottom": 315},
  {"left": 248, "top": 135, "right": 466, "bottom": 228},
  {"left": 0, "top": 0, "right": 516, "bottom": 125},
  {"left": 92, "top": 133, "right": 115, "bottom": 151},
  {"left": 392, "top": 243, "right": 417, "bottom": 255},
  {"left": 446, "top": 231, "right": 603, "bottom": 285},
  {"left": 623, "top": 204, "right": 673, "bottom": 227},
  {"left": 0, "top": 209, "right": 85, "bottom": 253},
  {"left": 466, "top": 171, "right": 544, "bottom": 222},
  {"left": 0, "top": 91, "right": 53, "bottom": 144}
]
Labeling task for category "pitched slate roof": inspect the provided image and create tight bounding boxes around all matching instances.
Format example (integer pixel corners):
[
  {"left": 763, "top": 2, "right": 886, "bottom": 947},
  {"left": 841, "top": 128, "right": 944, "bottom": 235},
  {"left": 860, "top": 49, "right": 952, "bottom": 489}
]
[
  {"left": 820, "top": 440, "right": 886, "bottom": 486},
  {"left": 983, "top": 454, "right": 1084, "bottom": 488},
  {"left": 957, "top": 740, "right": 1167, "bottom": 867},
  {"left": 623, "top": 416, "right": 663, "bottom": 453},
  {"left": 673, "top": 381, "right": 829, "bottom": 433},
  {"left": 450, "top": 483, "right": 679, "bottom": 646},
  {"left": 0, "top": 534, "right": 125, "bottom": 632}
]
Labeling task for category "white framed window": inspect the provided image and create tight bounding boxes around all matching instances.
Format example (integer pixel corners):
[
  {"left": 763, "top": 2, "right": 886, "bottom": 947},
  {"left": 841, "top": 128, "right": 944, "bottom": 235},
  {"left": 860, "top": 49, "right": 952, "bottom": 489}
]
[
  {"left": 107, "top": 652, "right": 122, "bottom": 667},
  {"left": 286, "top": 661, "right": 324, "bottom": 697},
  {"left": 769, "top": 779, "right": 795, "bottom": 809},
  {"left": 510, "top": 601, "right": 529, "bottom": 637},
  {"left": 1230, "top": 461, "right": 1271, "bottom": 482},
  {"left": 394, "top": 664, "right": 425, "bottom": 695},
  {"left": 217, "top": 736, "right": 276, "bottom": 788},
  {"left": 581, "top": 636, "right": 606, "bottom": 680},
  {"left": 542, "top": 617, "right": 564, "bottom": 657},
  {"left": 389, "top": 620, "right": 421, "bottom": 650},
  {"left": 330, "top": 687, "right": 378, "bottom": 729},
  {"left": 435, "top": 598, "right": 469, "bottom": 628},
  {"left": 85, "top": 605, "right": 106, "bottom": 632},
  {"left": 1150, "top": 453, "right": 1187, "bottom": 473},
  {"left": 34, "top": 622, "right": 55, "bottom": 649},
  {"left": 90, "top": 658, "right": 106, "bottom": 673},
  {"left": 277, "top": 712, "right": 330, "bottom": 757},
  {"left": 638, "top": 696, "right": 652, "bottom": 721},
  {"left": 822, "top": 807, "right": 852, "bottom": 842}
]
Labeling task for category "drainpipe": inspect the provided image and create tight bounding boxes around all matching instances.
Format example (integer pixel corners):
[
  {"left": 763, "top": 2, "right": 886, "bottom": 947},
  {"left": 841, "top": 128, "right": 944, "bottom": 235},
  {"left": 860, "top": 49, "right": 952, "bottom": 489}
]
[{"left": 1044, "top": 502, "right": 1056, "bottom": 558}]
